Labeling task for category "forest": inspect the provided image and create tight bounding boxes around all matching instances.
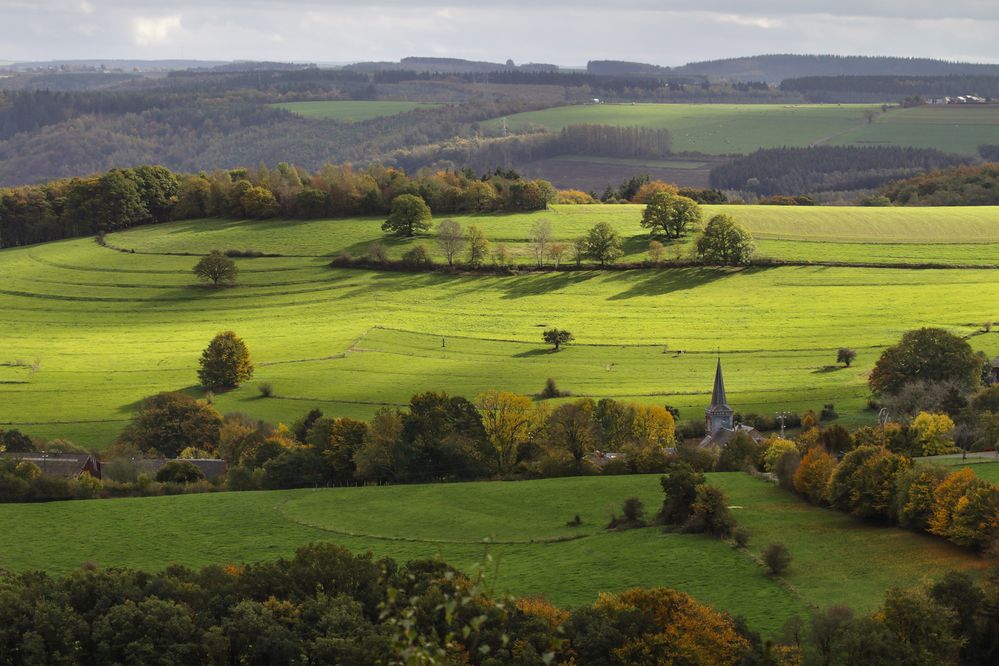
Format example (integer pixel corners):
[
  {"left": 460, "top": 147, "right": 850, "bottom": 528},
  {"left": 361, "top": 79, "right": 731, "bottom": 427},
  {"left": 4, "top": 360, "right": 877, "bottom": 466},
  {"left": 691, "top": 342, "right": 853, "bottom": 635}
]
[{"left": 709, "top": 146, "right": 970, "bottom": 196}]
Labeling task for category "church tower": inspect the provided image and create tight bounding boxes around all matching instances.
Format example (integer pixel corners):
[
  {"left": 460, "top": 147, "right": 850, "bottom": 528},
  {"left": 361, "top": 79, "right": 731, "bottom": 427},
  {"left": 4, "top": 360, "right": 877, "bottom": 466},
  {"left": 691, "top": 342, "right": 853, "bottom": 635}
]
[{"left": 704, "top": 358, "right": 734, "bottom": 435}]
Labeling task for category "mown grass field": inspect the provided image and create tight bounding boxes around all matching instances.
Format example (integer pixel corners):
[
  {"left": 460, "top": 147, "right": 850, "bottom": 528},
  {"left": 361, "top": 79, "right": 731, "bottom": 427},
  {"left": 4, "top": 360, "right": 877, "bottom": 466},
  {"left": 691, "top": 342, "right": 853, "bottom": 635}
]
[
  {"left": 270, "top": 100, "right": 441, "bottom": 121},
  {"left": 3, "top": 204, "right": 999, "bottom": 447},
  {"left": 0, "top": 473, "right": 983, "bottom": 634},
  {"left": 489, "top": 103, "right": 999, "bottom": 156}
]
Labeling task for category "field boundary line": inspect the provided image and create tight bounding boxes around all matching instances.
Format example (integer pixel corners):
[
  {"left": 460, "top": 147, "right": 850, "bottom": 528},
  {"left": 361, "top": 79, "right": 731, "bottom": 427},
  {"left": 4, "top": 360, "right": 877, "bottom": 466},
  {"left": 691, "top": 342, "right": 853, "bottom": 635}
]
[{"left": 274, "top": 496, "right": 593, "bottom": 545}]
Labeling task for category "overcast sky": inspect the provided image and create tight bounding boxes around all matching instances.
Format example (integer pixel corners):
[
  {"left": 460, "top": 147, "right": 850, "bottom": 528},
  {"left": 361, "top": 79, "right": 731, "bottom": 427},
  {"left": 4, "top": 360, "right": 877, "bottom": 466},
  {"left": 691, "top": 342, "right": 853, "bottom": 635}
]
[{"left": 2, "top": 1, "right": 998, "bottom": 65}]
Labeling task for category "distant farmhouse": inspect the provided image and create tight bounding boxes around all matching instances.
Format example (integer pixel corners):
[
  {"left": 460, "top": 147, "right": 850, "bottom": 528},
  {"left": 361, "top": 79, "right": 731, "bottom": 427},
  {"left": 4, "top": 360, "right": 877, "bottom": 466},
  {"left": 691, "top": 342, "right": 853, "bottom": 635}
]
[
  {"left": 699, "top": 359, "right": 764, "bottom": 449},
  {"left": 0, "top": 452, "right": 101, "bottom": 479},
  {"left": 926, "top": 95, "right": 989, "bottom": 105}
]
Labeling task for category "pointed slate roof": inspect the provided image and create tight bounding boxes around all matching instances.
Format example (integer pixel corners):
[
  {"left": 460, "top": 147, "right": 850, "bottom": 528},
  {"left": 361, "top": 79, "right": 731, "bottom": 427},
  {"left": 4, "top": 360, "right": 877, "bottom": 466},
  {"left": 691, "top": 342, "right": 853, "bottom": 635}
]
[{"left": 709, "top": 357, "right": 729, "bottom": 409}]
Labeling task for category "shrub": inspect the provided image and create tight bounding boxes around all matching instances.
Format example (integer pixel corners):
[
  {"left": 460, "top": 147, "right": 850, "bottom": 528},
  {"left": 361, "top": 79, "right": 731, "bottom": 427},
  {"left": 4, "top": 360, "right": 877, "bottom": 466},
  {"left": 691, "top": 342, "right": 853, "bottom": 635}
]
[
  {"left": 539, "top": 378, "right": 568, "bottom": 399},
  {"left": 155, "top": 461, "right": 205, "bottom": 484},
  {"left": 732, "top": 526, "right": 750, "bottom": 549},
  {"left": 401, "top": 244, "right": 433, "bottom": 269},
  {"left": 366, "top": 242, "right": 389, "bottom": 263},
  {"left": 684, "top": 484, "right": 736, "bottom": 537},
  {"left": 257, "top": 382, "right": 273, "bottom": 398},
  {"left": 837, "top": 348, "right": 857, "bottom": 367},
  {"left": 820, "top": 403, "right": 839, "bottom": 421},
  {"left": 566, "top": 514, "right": 582, "bottom": 527},
  {"left": 762, "top": 542, "right": 792, "bottom": 575}
]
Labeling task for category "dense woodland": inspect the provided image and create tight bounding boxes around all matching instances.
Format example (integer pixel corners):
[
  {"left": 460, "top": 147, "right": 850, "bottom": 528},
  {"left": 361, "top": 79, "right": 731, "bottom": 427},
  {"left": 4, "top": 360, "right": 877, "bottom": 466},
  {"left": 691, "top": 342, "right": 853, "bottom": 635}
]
[
  {"left": 881, "top": 163, "right": 999, "bottom": 205},
  {"left": 0, "top": 164, "right": 558, "bottom": 248},
  {"left": 781, "top": 75, "right": 999, "bottom": 101},
  {"left": 710, "top": 146, "right": 969, "bottom": 196}
]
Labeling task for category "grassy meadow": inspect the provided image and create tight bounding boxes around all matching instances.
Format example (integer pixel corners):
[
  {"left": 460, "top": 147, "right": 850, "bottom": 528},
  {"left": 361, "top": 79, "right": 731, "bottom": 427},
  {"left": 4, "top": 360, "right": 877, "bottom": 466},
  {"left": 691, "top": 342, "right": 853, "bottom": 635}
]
[
  {"left": 488, "top": 103, "right": 999, "bottom": 156},
  {"left": 3, "top": 204, "right": 999, "bottom": 447},
  {"left": 0, "top": 473, "right": 983, "bottom": 634},
  {"left": 270, "top": 100, "right": 441, "bottom": 121}
]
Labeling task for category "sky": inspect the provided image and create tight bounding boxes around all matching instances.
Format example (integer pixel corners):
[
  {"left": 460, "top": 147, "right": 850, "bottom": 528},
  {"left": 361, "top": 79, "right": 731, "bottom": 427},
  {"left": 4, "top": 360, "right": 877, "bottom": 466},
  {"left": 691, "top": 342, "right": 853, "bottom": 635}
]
[{"left": 2, "top": 0, "right": 999, "bottom": 66}]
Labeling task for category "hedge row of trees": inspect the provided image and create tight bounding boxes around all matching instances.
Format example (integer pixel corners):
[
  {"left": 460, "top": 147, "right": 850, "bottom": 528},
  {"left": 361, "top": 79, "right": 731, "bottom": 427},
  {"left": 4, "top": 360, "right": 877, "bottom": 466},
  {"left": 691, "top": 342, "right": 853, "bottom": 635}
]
[
  {"left": 109, "top": 391, "right": 682, "bottom": 489},
  {"left": 709, "top": 146, "right": 968, "bottom": 196},
  {"left": 780, "top": 74, "right": 999, "bottom": 99},
  {"left": 0, "top": 163, "right": 556, "bottom": 248}
]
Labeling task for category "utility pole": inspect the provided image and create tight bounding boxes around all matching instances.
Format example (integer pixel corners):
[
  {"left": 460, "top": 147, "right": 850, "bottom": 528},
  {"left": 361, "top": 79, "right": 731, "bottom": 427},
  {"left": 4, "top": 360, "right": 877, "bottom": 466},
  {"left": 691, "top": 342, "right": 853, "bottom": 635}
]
[{"left": 775, "top": 411, "right": 789, "bottom": 438}]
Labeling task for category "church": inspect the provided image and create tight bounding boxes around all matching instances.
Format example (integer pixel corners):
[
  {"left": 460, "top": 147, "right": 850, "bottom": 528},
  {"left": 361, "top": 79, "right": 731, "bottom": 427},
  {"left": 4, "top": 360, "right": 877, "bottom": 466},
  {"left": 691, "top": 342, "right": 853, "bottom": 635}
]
[{"left": 699, "top": 358, "right": 765, "bottom": 449}]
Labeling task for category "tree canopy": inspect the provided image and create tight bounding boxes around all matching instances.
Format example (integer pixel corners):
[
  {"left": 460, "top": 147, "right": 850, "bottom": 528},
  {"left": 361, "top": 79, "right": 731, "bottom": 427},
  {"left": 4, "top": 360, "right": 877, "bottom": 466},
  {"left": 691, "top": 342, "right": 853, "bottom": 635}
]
[
  {"left": 193, "top": 251, "right": 238, "bottom": 286},
  {"left": 869, "top": 328, "right": 982, "bottom": 396},
  {"left": 640, "top": 191, "right": 702, "bottom": 239},
  {"left": 695, "top": 214, "right": 755, "bottom": 265},
  {"left": 381, "top": 194, "right": 432, "bottom": 237},
  {"left": 198, "top": 331, "right": 255, "bottom": 390}
]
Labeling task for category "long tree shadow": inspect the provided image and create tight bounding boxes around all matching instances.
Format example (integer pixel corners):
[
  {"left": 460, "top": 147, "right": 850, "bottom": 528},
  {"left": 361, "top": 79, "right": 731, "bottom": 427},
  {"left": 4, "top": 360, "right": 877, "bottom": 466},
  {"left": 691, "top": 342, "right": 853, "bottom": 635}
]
[
  {"left": 498, "top": 271, "right": 600, "bottom": 299},
  {"left": 606, "top": 266, "right": 768, "bottom": 300}
]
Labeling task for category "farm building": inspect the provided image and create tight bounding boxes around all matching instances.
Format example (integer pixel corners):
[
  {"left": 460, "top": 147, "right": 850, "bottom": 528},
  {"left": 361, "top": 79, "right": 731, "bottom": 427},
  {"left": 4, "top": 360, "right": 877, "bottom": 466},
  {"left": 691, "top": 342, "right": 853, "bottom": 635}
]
[
  {"left": 699, "top": 359, "right": 764, "bottom": 449},
  {"left": 0, "top": 452, "right": 102, "bottom": 479},
  {"left": 991, "top": 357, "right": 999, "bottom": 384}
]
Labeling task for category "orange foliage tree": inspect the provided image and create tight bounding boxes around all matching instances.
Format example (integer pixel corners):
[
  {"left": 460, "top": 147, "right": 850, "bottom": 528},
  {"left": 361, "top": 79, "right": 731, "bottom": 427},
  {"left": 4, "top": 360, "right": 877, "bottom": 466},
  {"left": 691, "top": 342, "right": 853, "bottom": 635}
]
[{"left": 793, "top": 447, "right": 836, "bottom": 504}]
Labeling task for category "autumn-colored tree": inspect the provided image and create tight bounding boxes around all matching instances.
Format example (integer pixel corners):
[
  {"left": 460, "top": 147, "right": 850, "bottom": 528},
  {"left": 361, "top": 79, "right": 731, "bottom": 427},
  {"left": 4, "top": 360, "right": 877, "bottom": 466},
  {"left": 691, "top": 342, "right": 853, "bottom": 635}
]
[
  {"left": 475, "top": 390, "right": 543, "bottom": 475},
  {"left": 545, "top": 399, "right": 599, "bottom": 472},
  {"left": 800, "top": 409, "right": 819, "bottom": 433},
  {"left": 762, "top": 437, "right": 798, "bottom": 473},
  {"left": 647, "top": 239, "right": 665, "bottom": 264},
  {"left": 910, "top": 411, "right": 956, "bottom": 456},
  {"left": 629, "top": 404, "right": 677, "bottom": 450},
  {"left": 794, "top": 447, "right": 837, "bottom": 504},
  {"left": 631, "top": 180, "right": 678, "bottom": 204},
  {"left": 828, "top": 446, "right": 910, "bottom": 519},
  {"left": 927, "top": 468, "right": 999, "bottom": 547},
  {"left": 896, "top": 466, "right": 948, "bottom": 531},
  {"left": 198, "top": 331, "right": 254, "bottom": 390},
  {"left": 353, "top": 408, "right": 403, "bottom": 485},
  {"left": 588, "top": 587, "right": 750, "bottom": 665}
]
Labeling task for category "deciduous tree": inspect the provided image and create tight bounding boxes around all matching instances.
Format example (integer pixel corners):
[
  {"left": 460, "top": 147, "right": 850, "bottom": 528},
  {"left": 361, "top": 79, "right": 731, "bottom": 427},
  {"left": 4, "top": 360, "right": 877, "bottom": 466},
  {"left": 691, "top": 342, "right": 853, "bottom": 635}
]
[
  {"left": 198, "top": 331, "right": 254, "bottom": 390},
  {"left": 434, "top": 218, "right": 464, "bottom": 267},
  {"left": 640, "top": 191, "right": 702, "bottom": 239},
  {"left": 382, "top": 194, "right": 432, "bottom": 237},
  {"left": 475, "top": 390, "right": 542, "bottom": 475},
  {"left": 584, "top": 221, "right": 623, "bottom": 266},
  {"left": 870, "top": 328, "right": 981, "bottom": 396},
  {"left": 695, "top": 214, "right": 755, "bottom": 265},
  {"left": 193, "top": 250, "right": 238, "bottom": 286}
]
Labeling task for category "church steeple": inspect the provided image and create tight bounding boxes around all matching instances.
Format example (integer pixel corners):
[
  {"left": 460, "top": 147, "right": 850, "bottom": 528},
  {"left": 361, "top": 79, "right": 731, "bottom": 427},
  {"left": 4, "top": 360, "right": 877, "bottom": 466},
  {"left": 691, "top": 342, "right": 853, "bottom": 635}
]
[
  {"left": 704, "top": 358, "right": 734, "bottom": 435},
  {"left": 709, "top": 357, "right": 728, "bottom": 409}
]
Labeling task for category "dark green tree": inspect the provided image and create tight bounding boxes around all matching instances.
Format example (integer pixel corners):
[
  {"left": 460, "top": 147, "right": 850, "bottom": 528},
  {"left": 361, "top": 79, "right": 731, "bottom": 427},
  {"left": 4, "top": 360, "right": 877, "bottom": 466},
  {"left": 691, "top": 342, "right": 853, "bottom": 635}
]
[
  {"left": 382, "top": 194, "right": 432, "bottom": 237},
  {"left": 656, "top": 462, "right": 706, "bottom": 526},
  {"left": 695, "top": 214, "right": 755, "bottom": 265},
  {"left": 155, "top": 460, "right": 206, "bottom": 484},
  {"left": 870, "top": 327, "right": 982, "bottom": 395},
  {"left": 584, "top": 221, "right": 623, "bottom": 266},
  {"left": 118, "top": 392, "right": 221, "bottom": 458},
  {"left": 640, "top": 191, "right": 702, "bottom": 239},
  {"left": 193, "top": 250, "right": 238, "bottom": 286},
  {"left": 543, "top": 328, "right": 575, "bottom": 351}
]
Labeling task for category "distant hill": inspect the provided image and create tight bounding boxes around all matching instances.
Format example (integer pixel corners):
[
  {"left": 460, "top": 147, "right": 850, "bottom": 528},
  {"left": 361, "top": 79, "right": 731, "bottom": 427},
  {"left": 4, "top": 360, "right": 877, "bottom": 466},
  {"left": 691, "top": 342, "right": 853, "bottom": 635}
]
[
  {"left": 674, "top": 55, "right": 999, "bottom": 83},
  {"left": 348, "top": 57, "right": 559, "bottom": 74},
  {"left": 6, "top": 59, "right": 229, "bottom": 72}
]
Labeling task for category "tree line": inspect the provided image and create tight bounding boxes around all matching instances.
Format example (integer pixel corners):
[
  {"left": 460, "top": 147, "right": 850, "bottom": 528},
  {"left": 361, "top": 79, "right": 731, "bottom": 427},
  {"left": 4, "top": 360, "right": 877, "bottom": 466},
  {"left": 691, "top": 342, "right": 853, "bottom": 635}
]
[
  {"left": 0, "top": 163, "right": 556, "bottom": 248},
  {"left": 709, "top": 146, "right": 969, "bottom": 196},
  {"left": 781, "top": 75, "right": 999, "bottom": 100},
  {"left": 881, "top": 163, "right": 999, "bottom": 205}
]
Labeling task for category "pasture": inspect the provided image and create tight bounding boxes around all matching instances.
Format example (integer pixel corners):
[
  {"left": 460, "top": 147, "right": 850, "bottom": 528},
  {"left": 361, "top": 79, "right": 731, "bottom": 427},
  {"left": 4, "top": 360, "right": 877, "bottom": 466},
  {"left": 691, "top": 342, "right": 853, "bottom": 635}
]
[
  {"left": 489, "top": 103, "right": 999, "bottom": 156},
  {"left": 3, "top": 205, "right": 999, "bottom": 447},
  {"left": 0, "top": 473, "right": 983, "bottom": 635},
  {"left": 270, "top": 100, "right": 440, "bottom": 121}
]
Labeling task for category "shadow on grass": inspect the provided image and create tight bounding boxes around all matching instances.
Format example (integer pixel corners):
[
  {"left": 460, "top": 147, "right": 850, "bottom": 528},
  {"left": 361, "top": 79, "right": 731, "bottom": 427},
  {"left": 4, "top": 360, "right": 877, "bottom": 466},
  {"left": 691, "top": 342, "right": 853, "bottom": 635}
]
[
  {"left": 605, "top": 266, "right": 756, "bottom": 300},
  {"left": 812, "top": 365, "right": 845, "bottom": 374},
  {"left": 513, "top": 348, "right": 560, "bottom": 358}
]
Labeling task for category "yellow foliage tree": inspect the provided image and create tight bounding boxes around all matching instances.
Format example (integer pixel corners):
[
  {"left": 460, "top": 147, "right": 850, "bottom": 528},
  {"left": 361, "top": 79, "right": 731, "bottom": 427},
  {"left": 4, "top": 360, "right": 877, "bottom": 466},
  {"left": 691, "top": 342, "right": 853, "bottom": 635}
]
[
  {"left": 632, "top": 180, "right": 679, "bottom": 204},
  {"left": 911, "top": 412, "right": 956, "bottom": 456},
  {"left": 762, "top": 437, "right": 798, "bottom": 472},
  {"left": 475, "top": 390, "right": 544, "bottom": 475},
  {"left": 928, "top": 468, "right": 983, "bottom": 540},
  {"left": 793, "top": 447, "right": 836, "bottom": 504},
  {"left": 630, "top": 405, "right": 677, "bottom": 449}
]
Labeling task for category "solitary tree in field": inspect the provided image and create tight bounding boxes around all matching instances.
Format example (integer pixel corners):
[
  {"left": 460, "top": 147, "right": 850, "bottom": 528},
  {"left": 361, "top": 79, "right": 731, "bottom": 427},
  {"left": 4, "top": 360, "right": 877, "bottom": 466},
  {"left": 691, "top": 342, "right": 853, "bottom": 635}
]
[
  {"left": 641, "top": 191, "right": 702, "bottom": 239},
  {"left": 584, "top": 222, "right": 623, "bottom": 266},
  {"left": 837, "top": 348, "right": 857, "bottom": 367},
  {"left": 198, "top": 331, "right": 254, "bottom": 390},
  {"left": 193, "top": 251, "right": 238, "bottom": 286},
  {"left": 543, "top": 328, "right": 575, "bottom": 351},
  {"left": 435, "top": 219, "right": 465, "bottom": 267},
  {"left": 869, "top": 328, "right": 981, "bottom": 395},
  {"left": 695, "top": 214, "right": 755, "bottom": 266},
  {"left": 382, "top": 194, "right": 432, "bottom": 237}
]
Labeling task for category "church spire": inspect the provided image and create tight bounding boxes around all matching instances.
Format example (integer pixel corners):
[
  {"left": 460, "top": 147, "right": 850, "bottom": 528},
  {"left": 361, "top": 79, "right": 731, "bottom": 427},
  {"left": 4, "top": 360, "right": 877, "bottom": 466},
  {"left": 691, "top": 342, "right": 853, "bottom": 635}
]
[{"left": 710, "top": 356, "right": 728, "bottom": 409}]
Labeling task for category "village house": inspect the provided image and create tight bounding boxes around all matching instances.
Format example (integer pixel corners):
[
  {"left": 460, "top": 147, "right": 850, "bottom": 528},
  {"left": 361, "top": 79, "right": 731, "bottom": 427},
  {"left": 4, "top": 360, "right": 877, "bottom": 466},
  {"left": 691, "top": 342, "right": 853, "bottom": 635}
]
[{"left": 0, "top": 451, "right": 102, "bottom": 479}]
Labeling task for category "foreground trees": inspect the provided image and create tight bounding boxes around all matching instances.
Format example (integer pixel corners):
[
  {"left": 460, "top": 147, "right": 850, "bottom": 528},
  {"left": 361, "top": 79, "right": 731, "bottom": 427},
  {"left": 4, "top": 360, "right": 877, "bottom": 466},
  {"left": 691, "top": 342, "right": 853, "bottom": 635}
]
[{"left": 198, "top": 331, "right": 254, "bottom": 390}]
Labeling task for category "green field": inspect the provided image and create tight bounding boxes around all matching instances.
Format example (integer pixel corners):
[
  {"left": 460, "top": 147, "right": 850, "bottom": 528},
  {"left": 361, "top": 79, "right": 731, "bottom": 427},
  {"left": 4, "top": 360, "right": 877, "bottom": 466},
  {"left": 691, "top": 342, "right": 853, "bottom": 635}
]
[
  {"left": 271, "top": 100, "right": 441, "bottom": 121},
  {"left": 104, "top": 204, "right": 999, "bottom": 267},
  {"left": 0, "top": 473, "right": 982, "bottom": 634},
  {"left": 4, "top": 205, "right": 999, "bottom": 447},
  {"left": 489, "top": 103, "right": 999, "bottom": 156}
]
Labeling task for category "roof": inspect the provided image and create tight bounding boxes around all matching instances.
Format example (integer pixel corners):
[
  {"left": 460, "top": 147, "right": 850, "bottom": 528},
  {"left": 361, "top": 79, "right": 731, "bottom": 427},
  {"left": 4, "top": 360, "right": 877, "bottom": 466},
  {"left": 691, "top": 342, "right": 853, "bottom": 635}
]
[
  {"left": 0, "top": 452, "right": 99, "bottom": 479},
  {"left": 699, "top": 424, "right": 765, "bottom": 449},
  {"left": 130, "top": 458, "right": 228, "bottom": 479}
]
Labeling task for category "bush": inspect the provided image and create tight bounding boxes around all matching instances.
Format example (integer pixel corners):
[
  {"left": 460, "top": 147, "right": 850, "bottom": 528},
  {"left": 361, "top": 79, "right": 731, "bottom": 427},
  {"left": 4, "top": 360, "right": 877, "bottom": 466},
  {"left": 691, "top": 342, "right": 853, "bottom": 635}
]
[
  {"left": 762, "top": 542, "right": 792, "bottom": 575},
  {"left": 539, "top": 377, "right": 569, "bottom": 399},
  {"left": 257, "top": 382, "right": 273, "bottom": 398},
  {"left": 820, "top": 403, "right": 839, "bottom": 421},
  {"left": 609, "top": 497, "right": 646, "bottom": 529},
  {"left": 732, "top": 526, "right": 750, "bottom": 549},
  {"left": 401, "top": 244, "right": 433, "bottom": 269},
  {"left": 155, "top": 461, "right": 206, "bottom": 484}
]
